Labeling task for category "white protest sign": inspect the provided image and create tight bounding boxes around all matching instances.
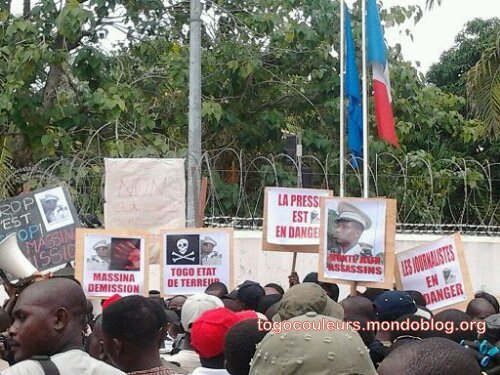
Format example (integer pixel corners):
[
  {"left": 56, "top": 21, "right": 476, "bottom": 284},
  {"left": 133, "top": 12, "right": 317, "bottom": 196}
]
[
  {"left": 161, "top": 229, "right": 233, "bottom": 295},
  {"left": 396, "top": 233, "right": 472, "bottom": 311},
  {"left": 318, "top": 198, "right": 396, "bottom": 288},
  {"left": 263, "top": 187, "right": 332, "bottom": 252},
  {"left": 75, "top": 229, "right": 149, "bottom": 298}
]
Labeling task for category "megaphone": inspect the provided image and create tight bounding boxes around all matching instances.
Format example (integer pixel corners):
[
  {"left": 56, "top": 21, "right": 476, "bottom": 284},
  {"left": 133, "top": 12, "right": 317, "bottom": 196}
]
[{"left": 0, "top": 233, "right": 38, "bottom": 281}]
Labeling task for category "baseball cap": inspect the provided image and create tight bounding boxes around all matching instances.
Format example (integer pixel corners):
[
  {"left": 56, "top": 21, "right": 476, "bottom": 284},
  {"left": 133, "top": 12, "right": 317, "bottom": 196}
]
[
  {"left": 190, "top": 307, "right": 257, "bottom": 358},
  {"left": 249, "top": 312, "right": 377, "bottom": 375},
  {"left": 181, "top": 293, "right": 224, "bottom": 332},
  {"left": 228, "top": 280, "right": 265, "bottom": 311},
  {"left": 374, "top": 290, "right": 417, "bottom": 321},
  {"left": 273, "top": 283, "right": 344, "bottom": 322}
]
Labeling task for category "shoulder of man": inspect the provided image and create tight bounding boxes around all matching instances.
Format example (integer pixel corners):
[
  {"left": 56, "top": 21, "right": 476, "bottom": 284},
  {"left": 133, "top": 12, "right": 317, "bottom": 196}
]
[{"left": 0, "top": 359, "right": 45, "bottom": 375}]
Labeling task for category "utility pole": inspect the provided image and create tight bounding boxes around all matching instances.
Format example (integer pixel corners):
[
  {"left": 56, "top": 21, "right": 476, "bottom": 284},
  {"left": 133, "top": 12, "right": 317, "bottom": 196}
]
[{"left": 187, "top": 0, "right": 202, "bottom": 227}]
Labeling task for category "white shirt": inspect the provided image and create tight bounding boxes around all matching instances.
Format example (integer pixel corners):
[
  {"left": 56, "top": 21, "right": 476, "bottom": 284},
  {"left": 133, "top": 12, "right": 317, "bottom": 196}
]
[
  {"left": 1, "top": 349, "right": 125, "bottom": 375},
  {"left": 190, "top": 368, "right": 229, "bottom": 375},
  {"left": 87, "top": 256, "right": 110, "bottom": 271}
]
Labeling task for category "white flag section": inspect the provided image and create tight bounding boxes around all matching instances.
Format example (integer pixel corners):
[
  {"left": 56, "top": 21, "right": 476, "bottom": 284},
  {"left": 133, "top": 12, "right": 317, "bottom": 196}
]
[
  {"left": 265, "top": 187, "right": 330, "bottom": 246},
  {"left": 397, "top": 234, "right": 468, "bottom": 311},
  {"left": 104, "top": 158, "right": 185, "bottom": 230}
]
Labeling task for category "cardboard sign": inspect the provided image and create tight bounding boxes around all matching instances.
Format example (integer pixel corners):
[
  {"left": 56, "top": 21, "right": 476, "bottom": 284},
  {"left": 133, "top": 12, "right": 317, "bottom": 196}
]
[
  {"left": 161, "top": 229, "right": 233, "bottom": 295},
  {"left": 0, "top": 185, "right": 79, "bottom": 271},
  {"left": 262, "top": 187, "right": 332, "bottom": 253},
  {"left": 395, "top": 233, "right": 473, "bottom": 311},
  {"left": 103, "top": 158, "right": 186, "bottom": 263},
  {"left": 75, "top": 229, "right": 149, "bottom": 298},
  {"left": 318, "top": 198, "right": 396, "bottom": 288}
]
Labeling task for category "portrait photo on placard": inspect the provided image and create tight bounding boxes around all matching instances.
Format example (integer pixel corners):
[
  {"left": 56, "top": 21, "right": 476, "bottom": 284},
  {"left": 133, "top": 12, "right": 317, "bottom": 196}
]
[
  {"left": 86, "top": 236, "right": 112, "bottom": 272},
  {"left": 166, "top": 234, "right": 200, "bottom": 265},
  {"left": 34, "top": 186, "right": 74, "bottom": 232},
  {"left": 322, "top": 198, "right": 388, "bottom": 283}
]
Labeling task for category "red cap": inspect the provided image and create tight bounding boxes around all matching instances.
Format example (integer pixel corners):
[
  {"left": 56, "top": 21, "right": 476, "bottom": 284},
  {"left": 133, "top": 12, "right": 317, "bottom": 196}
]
[
  {"left": 102, "top": 294, "right": 122, "bottom": 310},
  {"left": 190, "top": 307, "right": 257, "bottom": 358}
]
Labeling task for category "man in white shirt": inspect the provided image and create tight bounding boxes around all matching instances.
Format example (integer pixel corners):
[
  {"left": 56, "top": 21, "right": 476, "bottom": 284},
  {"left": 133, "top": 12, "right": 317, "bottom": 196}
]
[
  {"left": 328, "top": 202, "right": 373, "bottom": 257},
  {"left": 87, "top": 240, "right": 111, "bottom": 271},
  {"left": 2, "top": 278, "right": 124, "bottom": 374}
]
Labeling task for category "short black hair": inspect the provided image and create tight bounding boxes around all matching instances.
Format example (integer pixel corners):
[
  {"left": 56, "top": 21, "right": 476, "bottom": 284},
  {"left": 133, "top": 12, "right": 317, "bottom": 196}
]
[
  {"left": 264, "top": 283, "right": 284, "bottom": 295},
  {"left": 224, "top": 319, "right": 269, "bottom": 375},
  {"left": 378, "top": 337, "right": 480, "bottom": 375},
  {"left": 431, "top": 309, "right": 477, "bottom": 343},
  {"left": 474, "top": 292, "right": 499, "bottom": 313},
  {"left": 102, "top": 295, "right": 167, "bottom": 348},
  {"left": 205, "top": 282, "right": 228, "bottom": 296},
  {"left": 389, "top": 314, "right": 432, "bottom": 343}
]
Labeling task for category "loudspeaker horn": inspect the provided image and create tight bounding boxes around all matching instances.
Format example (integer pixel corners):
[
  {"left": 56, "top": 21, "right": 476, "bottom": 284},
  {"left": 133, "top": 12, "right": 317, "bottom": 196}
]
[{"left": 0, "top": 233, "right": 38, "bottom": 280}]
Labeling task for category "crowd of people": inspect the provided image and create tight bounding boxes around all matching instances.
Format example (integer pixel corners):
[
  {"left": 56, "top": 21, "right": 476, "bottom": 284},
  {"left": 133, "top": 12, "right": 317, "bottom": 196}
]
[{"left": 0, "top": 271, "right": 499, "bottom": 374}]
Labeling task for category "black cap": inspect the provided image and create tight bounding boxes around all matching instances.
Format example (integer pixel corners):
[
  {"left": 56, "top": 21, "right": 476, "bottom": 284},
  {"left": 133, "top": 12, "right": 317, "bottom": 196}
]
[{"left": 228, "top": 280, "right": 265, "bottom": 311}]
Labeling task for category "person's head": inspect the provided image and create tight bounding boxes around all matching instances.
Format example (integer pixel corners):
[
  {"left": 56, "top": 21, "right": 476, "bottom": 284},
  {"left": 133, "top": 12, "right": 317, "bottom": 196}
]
[
  {"left": 43, "top": 194, "right": 58, "bottom": 210},
  {"left": 333, "top": 202, "right": 371, "bottom": 249},
  {"left": 148, "top": 290, "right": 168, "bottom": 310},
  {"left": 431, "top": 309, "right": 478, "bottom": 343},
  {"left": 93, "top": 239, "right": 111, "bottom": 260},
  {"left": 257, "top": 294, "right": 282, "bottom": 315},
  {"left": 479, "top": 313, "right": 500, "bottom": 344},
  {"left": 205, "top": 282, "right": 229, "bottom": 299},
  {"left": 302, "top": 272, "right": 340, "bottom": 302},
  {"left": 191, "top": 307, "right": 257, "bottom": 369},
  {"left": 181, "top": 293, "right": 224, "bottom": 332},
  {"left": 250, "top": 312, "right": 376, "bottom": 375},
  {"left": 362, "top": 288, "right": 389, "bottom": 302},
  {"left": 341, "top": 295, "right": 377, "bottom": 321},
  {"left": 229, "top": 280, "right": 265, "bottom": 311},
  {"left": 87, "top": 315, "right": 112, "bottom": 365},
  {"left": 101, "top": 295, "right": 167, "bottom": 372},
  {"left": 225, "top": 319, "right": 269, "bottom": 375},
  {"left": 405, "top": 290, "right": 427, "bottom": 308},
  {"left": 263, "top": 283, "right": 284, "bottom": 296},
  {"left": 466, "top": 297, "right": 497, "bottom": 321},
  {"left": 389, "top": 314, "right": 433, "bottom": 344},
  {"left": 273, "top": 283, "right": 344, "bottom": 321},
  {"left": 374, "top": 290, "right": 417, "bottom": 322},
  {"left": 167, "top": 295, "right": 187, "bottom": 318},
  {"left": 474, "top": 291, "right": 499, "bottom": 313},
  {"left": 378, "top": 337, "right": 481, "bottom": 375},
  {"left": 8, "top": 278, "right": 87, "bottom": 362},
  {"left": 201, "top": 237, "right": 217, "bottom": 257}
]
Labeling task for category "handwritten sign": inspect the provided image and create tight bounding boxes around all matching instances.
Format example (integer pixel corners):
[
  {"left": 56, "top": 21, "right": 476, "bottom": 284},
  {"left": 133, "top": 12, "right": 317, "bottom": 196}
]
[
  {"left": 104, "top": 158, "right": 186, "bottom": 263},
  {"left": 262, "top": 187, "right": 332, "bottom": 253},
  {"left": 161, "top": 229, "right": 233, "bottom": 295},
  {"left": 318, "top": 198, "right": 396, "bottom": 288},
  {"left": 74, "top": 229, "right": 149, "bottom": 298},
  {"left": 0, "top": 185, "right": 79, "bottom": 271},
  {"left": 396, "top": 233, "right": 472, "bottom": 311}
]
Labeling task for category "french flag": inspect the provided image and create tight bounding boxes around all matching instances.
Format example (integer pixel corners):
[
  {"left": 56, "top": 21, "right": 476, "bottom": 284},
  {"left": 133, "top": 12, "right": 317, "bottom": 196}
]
[{"left": 366, "top": 0, "right": 399, "bottom": 147}]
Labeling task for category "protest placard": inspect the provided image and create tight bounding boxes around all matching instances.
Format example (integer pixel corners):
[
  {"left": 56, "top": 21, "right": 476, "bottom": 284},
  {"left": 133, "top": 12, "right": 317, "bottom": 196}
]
[
  {"left": 161, "top": 229, "right": 233, "bottom": 295},
  {"left": 395, "top": 233, "right": 472, "bottom": 311},
  {"left": 103, "top": 158, "right": 186, "bottom": 263},
  {"left": 318, "top": 198, "right": 396, "bottom": 288},
  {"left": 0, "top": 185, "right": 79, "bottom": 272},
  {"left": 262, "top": 187, "right": 333, "bottom": 253},
  {"left": 75, "top": 229, "right": 149, "bottom": 298}
]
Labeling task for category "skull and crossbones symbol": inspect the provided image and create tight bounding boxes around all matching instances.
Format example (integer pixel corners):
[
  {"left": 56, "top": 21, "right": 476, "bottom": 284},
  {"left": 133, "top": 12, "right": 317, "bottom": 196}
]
[{"left": 172, "top": 238, "right": 195, "bottom": 263}]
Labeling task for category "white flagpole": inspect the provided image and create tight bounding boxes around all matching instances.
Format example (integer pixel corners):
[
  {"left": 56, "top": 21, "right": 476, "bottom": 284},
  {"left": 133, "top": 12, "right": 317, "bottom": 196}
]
[
  {"left": 361, "top": 0, "right": 369, "bottom": 198},
  {"left": 339, "top": 0, "right": 345, "bottom": 198}
]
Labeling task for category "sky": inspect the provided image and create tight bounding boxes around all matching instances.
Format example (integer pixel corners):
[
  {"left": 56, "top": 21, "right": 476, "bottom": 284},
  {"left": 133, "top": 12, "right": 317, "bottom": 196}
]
[
  {"left": 381, "top": 0, "right": 499, "bottom": 72},
  {"left": 10, "top": 0, "right": 499, "bottom": 73}
]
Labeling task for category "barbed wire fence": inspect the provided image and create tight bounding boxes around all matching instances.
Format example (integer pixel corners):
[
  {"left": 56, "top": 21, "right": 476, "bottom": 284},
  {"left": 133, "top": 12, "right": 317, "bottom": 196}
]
[{"left": 3, "top": 149, "right": 499, "bottom": 236}]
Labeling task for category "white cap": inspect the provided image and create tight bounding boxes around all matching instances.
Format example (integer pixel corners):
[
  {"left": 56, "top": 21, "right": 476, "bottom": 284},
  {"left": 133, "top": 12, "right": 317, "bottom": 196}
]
[
  {"left": 43, "top": 194, "right": 58, "bottom": 202},
  {"left": 201, "top": 236, "right": 217, "bottom": 246},
  {"left": 336, "top": 202, "right": 371, "bottom": 230},
  {"left": 93, "top": 239, "right": 109, "bottom": 250},
  {"left": 181, "top": 293, "right": 224, "bottom": 332}
]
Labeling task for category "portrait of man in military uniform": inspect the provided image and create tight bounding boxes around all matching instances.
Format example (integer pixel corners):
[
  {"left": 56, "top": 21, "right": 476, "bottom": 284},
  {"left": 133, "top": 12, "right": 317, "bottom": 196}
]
[
  {"left": 327, "top": 202, "right": 375, "bottom": 257},
  {"left": 200, "top": 236, "right": 222, "bottom": 266},
  {"left": 87, "top": 239, "right": 111, "bottom": 271},
  {"left": 41, "top": 194, "right": 70, "bottom": 223}
]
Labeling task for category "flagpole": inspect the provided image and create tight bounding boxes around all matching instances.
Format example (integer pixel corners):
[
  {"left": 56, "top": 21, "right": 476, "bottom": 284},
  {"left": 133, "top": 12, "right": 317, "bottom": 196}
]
[
  {"left": 361, "top": 0, "right": 369, "bottom": 199},
  {"left": 339, "top": 0, "right": 345, "bottom": 198}
]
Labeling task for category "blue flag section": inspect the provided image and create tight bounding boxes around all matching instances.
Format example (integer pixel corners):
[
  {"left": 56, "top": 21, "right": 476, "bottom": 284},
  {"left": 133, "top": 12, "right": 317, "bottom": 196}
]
[{"left": 344, "top": 6, "right": 363, "bottom": 168}]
